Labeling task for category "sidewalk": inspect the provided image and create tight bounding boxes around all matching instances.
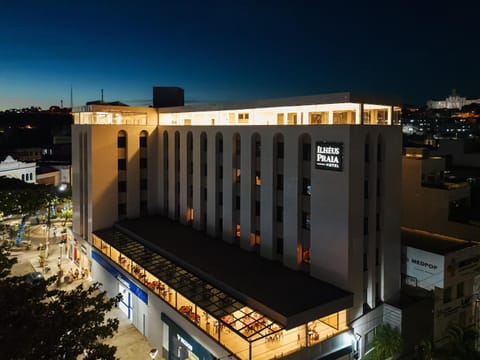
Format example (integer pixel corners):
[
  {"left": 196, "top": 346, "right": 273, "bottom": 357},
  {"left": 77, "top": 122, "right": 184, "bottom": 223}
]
[{"left": 8, "top": 224, "right": 159, "bottom": 360}]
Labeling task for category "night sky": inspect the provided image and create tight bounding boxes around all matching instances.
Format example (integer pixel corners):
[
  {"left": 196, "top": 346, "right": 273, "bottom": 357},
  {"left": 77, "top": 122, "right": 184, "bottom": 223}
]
[{"left": 1, "top": 0, "right": 478, "bottom": 110}]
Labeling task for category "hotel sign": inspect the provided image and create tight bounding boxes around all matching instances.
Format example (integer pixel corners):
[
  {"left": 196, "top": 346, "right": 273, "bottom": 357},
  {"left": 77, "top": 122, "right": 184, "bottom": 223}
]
[{"left": 315, "top": 142, "right": 343, "bottom": 171}]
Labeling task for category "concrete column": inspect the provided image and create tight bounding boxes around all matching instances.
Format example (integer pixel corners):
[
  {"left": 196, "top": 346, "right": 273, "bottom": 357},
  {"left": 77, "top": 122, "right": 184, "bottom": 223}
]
[
  {"left": 222, "top": 131, "right": 234, "bottom": 243},
  {"left": 168, "top": 130, "right": 176, "bottom": 219},
  {"left": 328, "top": 111, "right": 334, "bottom": 124},
  {"left": 179, "top": 131, "right": 188, "bottom": 225},
  {"left": 206, "top": 131, "right": 218, "bottom": 237},
  {"left": 283, "top": 133, "right": 300, "bottom": 270},
  {"left": 260, "top": 134, "right": 274, "bottom": 259},
  {"left": 240, "top": 133, "right": 253, "bottom": 251},
  {"left": 192, "top": 132, "right": 202, "bottom": 230},
  {"left": 356, "top": 104, "right": 364, "bottom": 124},
  {"left": 387, "top": 106, "right": 393, "bottom": 125}
]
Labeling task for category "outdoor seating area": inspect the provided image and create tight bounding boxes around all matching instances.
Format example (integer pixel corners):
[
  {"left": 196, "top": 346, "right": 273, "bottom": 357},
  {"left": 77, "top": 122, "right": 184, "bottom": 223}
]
[{"left": 92, "top": 229, "right": 350, "bottom": 360}]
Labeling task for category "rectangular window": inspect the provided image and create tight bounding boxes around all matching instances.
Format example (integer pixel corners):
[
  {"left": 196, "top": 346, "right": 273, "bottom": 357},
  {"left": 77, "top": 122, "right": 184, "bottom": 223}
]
[
  {"left": 203, "top": 188, "right": 207, "bottom": 201},
  {"left": 444, "top": 287, "right": 452, "bottom": 304},
  {"left": 364, "top": 180, "right": 368, "bottom": 199},
  {"left": 218, "top": 192, "right": 223, "bottom": 206},
  {"left": 276, "top": 174, "right": 283, "bottom": 190},
  {"left": 118, "top": 203, "right": 127, "bottom": 216},
  {"left": 363, "top": 253, "right": 368, "bottom": 271},
  {"left": 140, "top": 179, "right": 147, "bottom": 190},
  {"left": 277, "top": 113, "right": 284, "bottom": 125},
  {"left": 238, "top": 113, "right": 249, "bottom": 123},
  {"left": 376, "top": 247, "right": 379, "bottom": 266},
  {"left": 277, "top": 142, "right": 284, "bottom": 159},
  {"left": 140, "top": 200, "right": 147, "bottom": 212},
  {"left": 287, "top": 113, "right": 297, "bottom": 125},
  {"left": 140, "top": 158, "right": 147, "bottom": 169},
  {"left": 255, "top": 201, "right": 260, "bottom": 216},
  {"left": 302, "top": 178, "right": 311, "bottom": 196},
  {"left": 219, "top": 165, "right": 223, "bottom": 179},
  {"left": 302, "top": 143, "right": 311, "bottom": 161},
  {"left": 364, "top": 217, "right": 368, "bottom": 235},
  {"left": 255, "top": 141, "right": 261, "bottom": 157},
  {"left": 365, "top": 328, "right": 376, "bottom": 353},
  {"left": 117, "top": 137, "right": 126, "bottom": 148},
  {"left": 276, "top": 237, "right": 283, "bottom": 255},
  {"left": 219, "top": 139, "right": 223, "bottom": 153},
  {"left": 118, "top": 181, "right": 126, "bottom": 192},
  {"left": 376, "top": 213, "right": 380, "bottom": 231},
  {"left": 235, "top": 196, "right": 240, "bottom": 210},
  {"left": 276, "top": 206, "right": 283, "bottom": 222},
  {"left": 118, "top": 159, "right": 126, "bottom": 170},
  {"left": 139, "top": 137, "right": 147, "bottom": 147},
  {"left": 377, "top": 143, "right": 382, "bottom": 162},
  {"left": 255, "top": 172, "right": 261, "bottom": 186},
  {"left": 364, "top": 143, "right": 369, "bottom": 162}
]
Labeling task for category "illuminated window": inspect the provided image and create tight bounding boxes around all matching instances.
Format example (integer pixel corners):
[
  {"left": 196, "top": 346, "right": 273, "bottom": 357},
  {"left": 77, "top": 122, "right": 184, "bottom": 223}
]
[
  {"left": 255, "top": 172, "right": 261, "bottom": 186},
  {"left": 235, "top": 224, "right": 240, "bottom": 238},
  {"left": 277, "top": 113, "right": 284, "bottom": 125},
  {"left": 238, "top": 113, "right": 249, "bottom": 123},
  {"left": 302, "top": 248, "right": 311, "bottom": 263},
  {"left": 287, "top": 113, "right": 297, "bottom": 125}
]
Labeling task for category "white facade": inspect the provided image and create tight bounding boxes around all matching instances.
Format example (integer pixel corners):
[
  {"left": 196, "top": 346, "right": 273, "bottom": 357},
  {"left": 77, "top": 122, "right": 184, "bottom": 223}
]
[
  {"left": 72, "top": 92, "right": 402, "bottom": 359},
  {"left": 0, "top": 155, "right": 36, "bottom": 183},
  {"left": 427, "top": 95, "right": 480, "bottom": 110}
]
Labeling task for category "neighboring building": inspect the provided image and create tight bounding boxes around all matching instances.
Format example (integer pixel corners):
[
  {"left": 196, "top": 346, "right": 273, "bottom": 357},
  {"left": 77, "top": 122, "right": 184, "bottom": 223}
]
[
  {"left": 401, "top": 148, "right": 479, "bottom": 241},
  {"left": 11, "top": 147, "right": 43, "bottom": 162},
  {"left": 427, "top": 90, "right": 480, "bottom": 110},
  {"left": 72, "top": 89, "right": 403, "bottom": 359},
  {"left": 430, "top": 139, "right": 480, "bottom": 168},
  {"left": 402, "top": 228, "right": 480, "bottom": 345},
  {"left": 36, "top": 165, "right": 61, "bottom": 186},
  {"left": 0, "top": 155, "right": 36, "bottom": 183}
]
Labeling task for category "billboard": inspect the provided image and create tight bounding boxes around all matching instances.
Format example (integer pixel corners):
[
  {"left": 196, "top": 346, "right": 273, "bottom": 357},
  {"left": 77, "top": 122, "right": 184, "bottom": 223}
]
[
  {"left": 404, "top": 247, "right": 444, "bottom": 290},
  {"left": 315, "top": 142, "right": 344, "bottom": 171}
]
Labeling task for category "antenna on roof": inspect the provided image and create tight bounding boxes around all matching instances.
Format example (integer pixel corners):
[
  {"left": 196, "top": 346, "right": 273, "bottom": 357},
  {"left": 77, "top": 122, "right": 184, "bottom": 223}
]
[
  {"left": 70, "top": 85, "right": 73, "bottom": 109},
  {"left": 101, "top": 89, "right": 104, "bottom": 102}
]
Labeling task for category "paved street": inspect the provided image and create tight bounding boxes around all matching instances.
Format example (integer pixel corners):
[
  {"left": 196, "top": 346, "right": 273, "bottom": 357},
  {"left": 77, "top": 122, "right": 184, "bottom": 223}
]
[{"left": 7, "top": 221, "right": 160, "bottom": 360}]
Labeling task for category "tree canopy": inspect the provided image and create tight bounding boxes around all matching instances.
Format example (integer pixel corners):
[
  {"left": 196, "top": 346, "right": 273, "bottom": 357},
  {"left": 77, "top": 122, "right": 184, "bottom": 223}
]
[
  {"left": 0, "top": 177, "right": 71, "bottom": 217},
  {"left": 0, "top": 247, "right": 121, "bottom": 359}
]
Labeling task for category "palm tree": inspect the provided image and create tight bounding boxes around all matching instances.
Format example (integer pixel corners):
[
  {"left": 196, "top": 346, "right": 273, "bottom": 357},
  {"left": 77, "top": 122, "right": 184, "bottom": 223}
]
[{"left": 367, "top": 323, "right": 402, "bottom": 360}]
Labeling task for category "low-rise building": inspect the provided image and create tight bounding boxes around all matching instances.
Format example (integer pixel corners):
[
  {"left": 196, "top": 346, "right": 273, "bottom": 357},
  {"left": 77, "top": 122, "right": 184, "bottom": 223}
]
[
  {"left": 0, "top": 155, "right": 36, "bottom": 183},
  {"left": 402, "top": 148, "right": 479, "bottom": 241},
  {"left": 402, "top": 228, "right": 480, "bottom": 345}
]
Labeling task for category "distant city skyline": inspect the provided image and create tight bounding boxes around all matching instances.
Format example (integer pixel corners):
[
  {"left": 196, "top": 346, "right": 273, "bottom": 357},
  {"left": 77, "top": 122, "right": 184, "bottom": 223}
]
[{"left": 1, "top": 0, "right": 478, "bottom": 111}]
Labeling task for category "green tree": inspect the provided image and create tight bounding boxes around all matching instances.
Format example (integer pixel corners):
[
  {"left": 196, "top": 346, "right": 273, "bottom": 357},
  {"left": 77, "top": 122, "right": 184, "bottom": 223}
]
[
  {"left": 0, "top": 177, "right": 50, "bottom": 216},
  {"left": 364, "top": 324, "right": 402, "bottom": 360},
  {"left": 442, "top": 324, "right": 480, "bottom": 360},
  {"left": 0, "top": 246, "right": 121, "bottom": 359},
  {"left": 0, "top": 177, "right": 72, "bottom": 218}
]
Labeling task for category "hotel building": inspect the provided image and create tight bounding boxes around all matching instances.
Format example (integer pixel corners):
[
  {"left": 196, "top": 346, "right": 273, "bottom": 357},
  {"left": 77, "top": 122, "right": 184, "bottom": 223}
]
[{"left": 72, "top": 88, "right": 402, "bottom": 359}]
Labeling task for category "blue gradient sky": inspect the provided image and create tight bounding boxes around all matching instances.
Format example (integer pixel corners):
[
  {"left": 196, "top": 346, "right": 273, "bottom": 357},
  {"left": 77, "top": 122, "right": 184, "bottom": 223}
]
[{"left": 0, "top": 0, "right": 478, "bottom": 110}]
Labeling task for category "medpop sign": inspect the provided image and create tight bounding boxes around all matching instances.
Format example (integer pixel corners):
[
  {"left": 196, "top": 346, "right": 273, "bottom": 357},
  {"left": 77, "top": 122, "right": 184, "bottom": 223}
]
[{"left": 315, "top": 142, "right": 344, "bottom": 171}]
